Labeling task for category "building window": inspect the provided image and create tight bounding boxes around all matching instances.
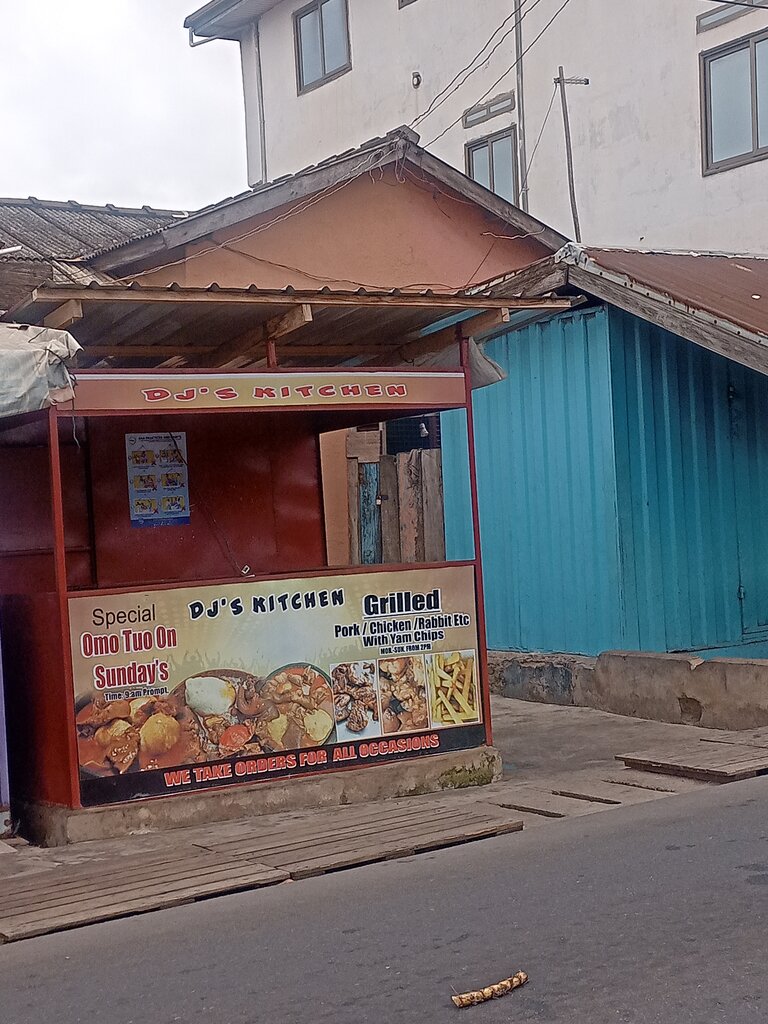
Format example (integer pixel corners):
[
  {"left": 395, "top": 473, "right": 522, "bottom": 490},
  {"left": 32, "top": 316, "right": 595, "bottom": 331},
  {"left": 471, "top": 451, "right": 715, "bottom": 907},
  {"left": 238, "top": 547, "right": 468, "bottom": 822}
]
[
  {"left": 463, "top": 91, "right": 515, "bottom": 129},
  {"left": 399, "top": 0, "right": 419, "bottom": 6},
  {"left": 697, "top": 0, "right": 768, "bottom": 34},
  {"left": 466, "top": 127, "right": 519, "bottom": 204},
  {"left": 702, "top": 30, "right": 768, "bottom": 172},
  {"left": 294, "top": 0, "right": 351, "bottom": 94}
]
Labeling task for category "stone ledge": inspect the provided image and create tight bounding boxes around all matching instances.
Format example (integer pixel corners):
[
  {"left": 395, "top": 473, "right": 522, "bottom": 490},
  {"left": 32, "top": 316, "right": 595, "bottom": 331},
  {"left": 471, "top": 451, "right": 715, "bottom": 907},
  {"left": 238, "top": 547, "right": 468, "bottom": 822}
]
[
  {"left": 578, "top": 651, "right": 768, "bottom": 730},
  {"left": 18, "top": 746, "right": 502, "bottom": 847},
  {"left": 489, "top": 647, "right": 768, "bottom": 731},
  {"left": 488, "top": 650, "right": 595, "bottom": 704}
]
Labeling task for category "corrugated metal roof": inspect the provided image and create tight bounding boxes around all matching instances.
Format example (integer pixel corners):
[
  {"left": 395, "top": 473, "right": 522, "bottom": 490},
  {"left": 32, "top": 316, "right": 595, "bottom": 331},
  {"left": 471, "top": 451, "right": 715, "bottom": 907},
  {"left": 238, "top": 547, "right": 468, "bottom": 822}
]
[
  {"left": 3, "top": 280, "right": 568, "bottom": 370},
  {"left": 0, "top": 198, "right": 187, "bottom": 261},
  {"left": 576, "top": 247, "right": 768, "bottom": 340}
]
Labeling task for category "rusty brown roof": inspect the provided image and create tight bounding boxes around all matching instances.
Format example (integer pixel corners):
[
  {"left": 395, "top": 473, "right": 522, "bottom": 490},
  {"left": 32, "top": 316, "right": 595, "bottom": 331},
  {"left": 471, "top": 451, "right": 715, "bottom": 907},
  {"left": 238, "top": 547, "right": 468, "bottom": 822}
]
[{"left": 579, "top": 248, "right": 768, "bottom": 339}]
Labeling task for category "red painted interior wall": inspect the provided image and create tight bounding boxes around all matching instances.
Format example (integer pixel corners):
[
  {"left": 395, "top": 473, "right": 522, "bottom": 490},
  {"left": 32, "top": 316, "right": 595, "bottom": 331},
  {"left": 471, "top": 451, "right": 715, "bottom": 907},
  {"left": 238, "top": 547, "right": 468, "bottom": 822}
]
[
  {"left": 85, "top": 412, "right": 327, "bottom": 589},
  {"left": 0, "top": 410, "right": 327, "bottom": 808}
]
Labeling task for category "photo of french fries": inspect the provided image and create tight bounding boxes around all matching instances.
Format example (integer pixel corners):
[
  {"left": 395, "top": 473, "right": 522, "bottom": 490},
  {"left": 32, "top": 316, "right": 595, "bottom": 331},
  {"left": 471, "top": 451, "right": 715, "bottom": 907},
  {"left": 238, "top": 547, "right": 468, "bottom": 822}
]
[{"left": 426, "top": 650, "right": 480, "bottom": 727}]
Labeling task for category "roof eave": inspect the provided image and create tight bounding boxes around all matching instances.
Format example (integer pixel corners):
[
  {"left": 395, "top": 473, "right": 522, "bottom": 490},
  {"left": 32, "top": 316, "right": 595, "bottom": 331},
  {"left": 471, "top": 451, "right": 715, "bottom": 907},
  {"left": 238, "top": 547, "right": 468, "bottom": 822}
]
[
  {"left": 555, "top": 244, "right": 768, "bottom": 377},
  {"left": 89, "top": 132, "right": 414, "bottom": 272},
  {"left": 90, "top": 131, "right": 565, "bottom": 275}
]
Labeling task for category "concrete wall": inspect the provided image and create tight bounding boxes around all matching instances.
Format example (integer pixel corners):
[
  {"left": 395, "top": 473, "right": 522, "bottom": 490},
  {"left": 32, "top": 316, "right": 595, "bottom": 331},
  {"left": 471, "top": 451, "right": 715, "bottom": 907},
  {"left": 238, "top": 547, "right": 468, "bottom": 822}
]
[
  {"left": 490, "top": 649, "right": 768, "bottom": 731},
  {"left": 237, "top": 0, "right": 768, "bottom": 251}
]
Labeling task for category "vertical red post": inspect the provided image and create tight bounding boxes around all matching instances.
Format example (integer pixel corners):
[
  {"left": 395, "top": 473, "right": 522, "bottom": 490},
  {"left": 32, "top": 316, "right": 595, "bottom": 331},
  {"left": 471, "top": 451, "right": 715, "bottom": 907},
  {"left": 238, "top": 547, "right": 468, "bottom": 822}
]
[
  {"left": 457, "top": 327, "right": 493, "bottom": 747},
  {"left": 47, "top": 407, "right": 81, "bottom": 807}
]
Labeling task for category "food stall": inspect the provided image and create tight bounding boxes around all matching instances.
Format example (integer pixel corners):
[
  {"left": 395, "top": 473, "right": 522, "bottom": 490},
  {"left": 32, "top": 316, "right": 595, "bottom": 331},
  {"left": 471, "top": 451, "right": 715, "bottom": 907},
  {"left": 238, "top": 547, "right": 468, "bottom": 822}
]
[{"left": 0, "top": 302, "right": 503, "bottom": 842}]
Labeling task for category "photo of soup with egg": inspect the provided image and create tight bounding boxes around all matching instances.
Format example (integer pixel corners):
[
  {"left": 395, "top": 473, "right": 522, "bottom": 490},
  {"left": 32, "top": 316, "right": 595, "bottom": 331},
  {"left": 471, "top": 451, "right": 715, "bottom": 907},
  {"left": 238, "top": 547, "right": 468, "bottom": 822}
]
[{"left": 76, "top": 664, "right": 336, "bottom": 777}]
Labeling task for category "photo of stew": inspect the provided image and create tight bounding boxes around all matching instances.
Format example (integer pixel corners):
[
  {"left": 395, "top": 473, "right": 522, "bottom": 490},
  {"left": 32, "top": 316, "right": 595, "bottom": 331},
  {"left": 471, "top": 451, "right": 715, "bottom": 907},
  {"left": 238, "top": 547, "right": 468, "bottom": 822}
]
[
  {"left": 76, "top": 663, "right": 335, "bottom": 777},
  {"left": 378, "top": 656, "right": 430, "bottom": 734}
]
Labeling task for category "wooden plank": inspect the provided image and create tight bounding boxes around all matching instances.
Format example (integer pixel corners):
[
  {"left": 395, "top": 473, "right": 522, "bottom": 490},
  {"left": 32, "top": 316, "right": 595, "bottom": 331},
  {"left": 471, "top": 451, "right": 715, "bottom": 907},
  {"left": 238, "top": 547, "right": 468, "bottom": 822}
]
[
  {"left": 396, "top": 309, "right": 511, "bottom": 362},
  {"left": 421, "top": 449, "right": 446, "bottom": 563},
  {"left": 346, "top": 428, "right": 382, "bottom": 463},
  {"left": 551, "top": 782, "right": 672, "bottom": 806},
  {"left": 0, "top": 850, "right": 266, "bottom": 901},
  {"left": 617, "top": 742, "right": 768, "bottom": 771},
  {"left": 602, "top": 769, "right": 706, "bottom": 793},
  {"left": 28, "top": 285, "right": 535, "bottom": 309},
  {"left": 82, "top": 344, "right": 218, "bottom": 358},
  {"left": 207, "top": 322, "right": 266, "bottom": 368},
  {"left": 0, "top": 864, "right": 287, "bottom": 942},
  {"left": 486, "top": 787, "right": 605, "bottom": 818},
  {"left": 397, "top": 450, "right": 424, "bottom": 563},
  {"left": 347, "top": 456, "right": 361, "bottom": 565},
  {"left": 268, "top": 302, "right": 313, "bottom": 339},
  {"left": 199, "top": 808, "right": 477, "bottom": 861},
  {"left": 0, "top": 858, "right": 284, "bottom": 915},
  {"left": 43, "top": 298, "right": 82, "bottom": 330},
  {"left": 265, "top": 819, "right": 523, "bottom": 879},
  {"left": 617, "top": 752, "right": 766, "bottom": 782},
  {"left": 359, "top": 461, "right": 382, "bottom": 564},
  {"left": 379, "top": 454, "right": 401, "bottom": 563}
]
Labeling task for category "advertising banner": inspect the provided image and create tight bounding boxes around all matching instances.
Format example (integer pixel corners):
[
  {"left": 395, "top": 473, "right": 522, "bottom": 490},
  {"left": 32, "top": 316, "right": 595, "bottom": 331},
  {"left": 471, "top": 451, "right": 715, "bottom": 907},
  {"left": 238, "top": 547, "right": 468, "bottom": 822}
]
[
  {"left": 70, "top": 371, "right": 467, "bottom": 414},
  {"left": 68, "top": 565, "right": 484, "bottom": 806},
  {"left": 125, "top": 432, "right": 190, "bottom": 527}
]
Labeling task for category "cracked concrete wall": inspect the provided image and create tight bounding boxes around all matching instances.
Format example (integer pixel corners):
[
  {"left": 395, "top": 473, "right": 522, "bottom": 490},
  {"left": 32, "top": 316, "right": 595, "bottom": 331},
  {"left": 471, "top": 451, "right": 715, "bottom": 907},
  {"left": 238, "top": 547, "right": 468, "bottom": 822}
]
[{"left": 490, "top": 649, "right": 768, "bottom": 730}]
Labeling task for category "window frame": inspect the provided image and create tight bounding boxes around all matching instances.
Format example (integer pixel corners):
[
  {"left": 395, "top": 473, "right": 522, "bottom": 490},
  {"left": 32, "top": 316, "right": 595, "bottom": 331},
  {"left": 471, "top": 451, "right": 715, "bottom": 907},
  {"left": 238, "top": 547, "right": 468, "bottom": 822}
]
[
  {"left": 697, "top": 0, "right": 768, "bottom": 35},
  {"left": 701, "top": 27, "right": 768, "bottom": 175},
  {"left": 462, "top": 90, "right": 516, "bottom": 130},
  {"left": 465, "top": 126, "right": 519, "bottom": 204},
  {"left": 293, "top": 0, "right": 352, "bottom": 96}
]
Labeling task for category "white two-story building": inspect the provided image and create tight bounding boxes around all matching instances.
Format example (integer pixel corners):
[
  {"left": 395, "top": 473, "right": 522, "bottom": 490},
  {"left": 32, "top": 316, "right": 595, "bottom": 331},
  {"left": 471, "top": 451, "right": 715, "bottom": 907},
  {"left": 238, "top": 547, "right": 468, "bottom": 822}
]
[{"left": 185, "top": 0, "right": 768, "bottom": 251}]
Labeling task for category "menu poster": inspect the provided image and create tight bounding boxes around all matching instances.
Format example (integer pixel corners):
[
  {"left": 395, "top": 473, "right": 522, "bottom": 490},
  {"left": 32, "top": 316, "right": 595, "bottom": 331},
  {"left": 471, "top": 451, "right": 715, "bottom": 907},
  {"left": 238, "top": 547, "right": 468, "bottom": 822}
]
[
  {"left": 67, "top": 565, "right": 485, "bottom": 806},
  {"left": 125, "top": 432, "right": 190, "bottom": 528}
]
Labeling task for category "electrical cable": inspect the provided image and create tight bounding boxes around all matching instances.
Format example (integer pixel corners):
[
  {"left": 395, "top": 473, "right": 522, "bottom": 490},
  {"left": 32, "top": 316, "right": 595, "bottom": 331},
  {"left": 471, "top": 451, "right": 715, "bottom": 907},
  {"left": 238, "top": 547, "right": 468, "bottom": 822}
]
[
  {"left": 519, "top": 83, "right": 559, "bottom": 195},
  {"left": 166, "top": 431, "right": 252, "bottom": 578},
  {"left": 425, "top": 0, "right": 575, "bottom": 148},
  {"left": 115, "top": 141, "right": 400, "bottom": 285},
  {"left": 699, "top": 0, "right": 767, "bottom": 9},
  {"left": 411, "top": 0, "right": 546, "bottom": 129}
]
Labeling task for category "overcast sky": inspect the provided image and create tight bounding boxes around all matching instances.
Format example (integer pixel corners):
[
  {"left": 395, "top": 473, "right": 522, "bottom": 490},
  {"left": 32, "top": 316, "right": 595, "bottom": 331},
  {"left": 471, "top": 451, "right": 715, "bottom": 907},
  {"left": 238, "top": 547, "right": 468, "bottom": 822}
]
[{"left": 0, "top": 1, "right": 247, "bottom": 211}]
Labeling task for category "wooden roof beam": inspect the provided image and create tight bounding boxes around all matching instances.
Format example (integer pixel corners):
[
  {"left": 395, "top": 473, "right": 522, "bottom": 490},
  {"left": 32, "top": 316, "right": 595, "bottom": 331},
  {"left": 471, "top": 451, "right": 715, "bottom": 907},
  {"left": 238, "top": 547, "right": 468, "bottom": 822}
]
[
  {"left": 208, "top": 303, "right": 314, "bottom": 369},
  {"left": 23, "top": 285, "right": 569, "bottom": 310},
  {"left": 43, "top": 298, "right": 83, "bottom": 330}
]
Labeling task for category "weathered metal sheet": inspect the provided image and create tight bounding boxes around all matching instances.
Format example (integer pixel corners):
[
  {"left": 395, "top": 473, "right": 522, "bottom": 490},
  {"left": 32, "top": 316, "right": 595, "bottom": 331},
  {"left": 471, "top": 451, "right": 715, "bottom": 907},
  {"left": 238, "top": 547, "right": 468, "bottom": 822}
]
[
  {"left": 443, "top": 308, "right": 622, "bottom": 654},
  {"left": 582, "top": 247, "right": 768, "bottom": 342},
  {"left": 608, "top": 308, "right": 743, "bottom": 651}
]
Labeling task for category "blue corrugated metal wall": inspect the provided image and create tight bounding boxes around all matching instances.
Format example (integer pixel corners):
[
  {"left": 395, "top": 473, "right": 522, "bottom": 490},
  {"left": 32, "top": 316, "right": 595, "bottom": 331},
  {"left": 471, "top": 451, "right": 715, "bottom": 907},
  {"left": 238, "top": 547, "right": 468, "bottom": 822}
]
[
  {"left": 608, "top": 308, "right": 743, "bottom": 652},
  {"left": 443, "top": 307, "right": 623, "bottom": 653},
  {"left": 443, "top": 304, "right": 768, "bottom": 657}
]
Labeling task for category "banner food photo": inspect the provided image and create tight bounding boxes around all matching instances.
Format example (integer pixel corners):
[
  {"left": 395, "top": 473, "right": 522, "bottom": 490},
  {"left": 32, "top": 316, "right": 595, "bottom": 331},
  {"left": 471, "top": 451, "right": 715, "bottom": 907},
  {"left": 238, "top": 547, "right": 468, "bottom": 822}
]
[{"left": 68, "top": 565, "right": 484, "bottom": 805}]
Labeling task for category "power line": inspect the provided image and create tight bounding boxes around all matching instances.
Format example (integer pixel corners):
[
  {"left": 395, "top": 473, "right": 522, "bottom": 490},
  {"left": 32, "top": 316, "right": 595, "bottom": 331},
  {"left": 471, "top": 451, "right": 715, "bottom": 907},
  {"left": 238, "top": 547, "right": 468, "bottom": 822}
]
[
  {"left": 412, "top": 0, "right": 546, "bottom": 130},
  {"left": 700, "top": 0, "right": 767, "bottom": 8},
  {"left": 425, "top": 0, "right": 575, "bottom": 149},
  {"left": 520, "top": 84, "right": 559, "bottom": 194}
]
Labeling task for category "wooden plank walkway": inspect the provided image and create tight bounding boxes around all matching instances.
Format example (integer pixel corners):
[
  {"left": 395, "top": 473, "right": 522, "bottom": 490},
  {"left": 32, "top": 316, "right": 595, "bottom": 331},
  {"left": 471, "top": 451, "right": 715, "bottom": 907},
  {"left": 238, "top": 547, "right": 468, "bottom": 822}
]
[
  {"left": 616, "top": 740, "right": 768, "bottom": 782},
  {"left": 192, "top": 800, "right": 523, "bottom": 878},
  {"left": 0, "top": 800, "right": 522, "bottom": 942}
]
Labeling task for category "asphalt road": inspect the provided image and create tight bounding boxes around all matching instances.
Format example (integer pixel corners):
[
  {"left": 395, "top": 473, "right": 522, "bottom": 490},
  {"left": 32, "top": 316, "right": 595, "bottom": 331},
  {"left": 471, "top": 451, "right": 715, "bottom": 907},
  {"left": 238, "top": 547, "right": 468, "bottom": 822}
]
[{"left": 3, "top": 778, "right": 768, "bottom": 1024}]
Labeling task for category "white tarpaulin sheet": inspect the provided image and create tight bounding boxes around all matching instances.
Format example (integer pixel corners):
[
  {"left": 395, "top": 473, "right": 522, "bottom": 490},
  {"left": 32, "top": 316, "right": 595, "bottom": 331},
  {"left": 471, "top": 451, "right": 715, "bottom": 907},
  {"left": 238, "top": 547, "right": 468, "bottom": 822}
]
[{"left": 0, "top": 323, "right": 81, "bottom": 418}]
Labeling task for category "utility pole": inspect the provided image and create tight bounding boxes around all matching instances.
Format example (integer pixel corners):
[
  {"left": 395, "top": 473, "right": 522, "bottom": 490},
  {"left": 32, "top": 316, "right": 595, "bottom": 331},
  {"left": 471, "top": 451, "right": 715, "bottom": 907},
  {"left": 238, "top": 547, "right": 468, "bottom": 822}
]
[{"left": 554, "top": 66, "right": 589, "bottom": 243}]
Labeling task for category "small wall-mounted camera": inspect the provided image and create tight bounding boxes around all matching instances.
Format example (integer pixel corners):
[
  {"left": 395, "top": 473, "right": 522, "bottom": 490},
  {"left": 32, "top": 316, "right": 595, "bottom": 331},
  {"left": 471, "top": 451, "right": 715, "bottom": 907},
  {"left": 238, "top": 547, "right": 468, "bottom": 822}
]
[{"left": 412, "top": 71, "right": 422, "bottom": 89}]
